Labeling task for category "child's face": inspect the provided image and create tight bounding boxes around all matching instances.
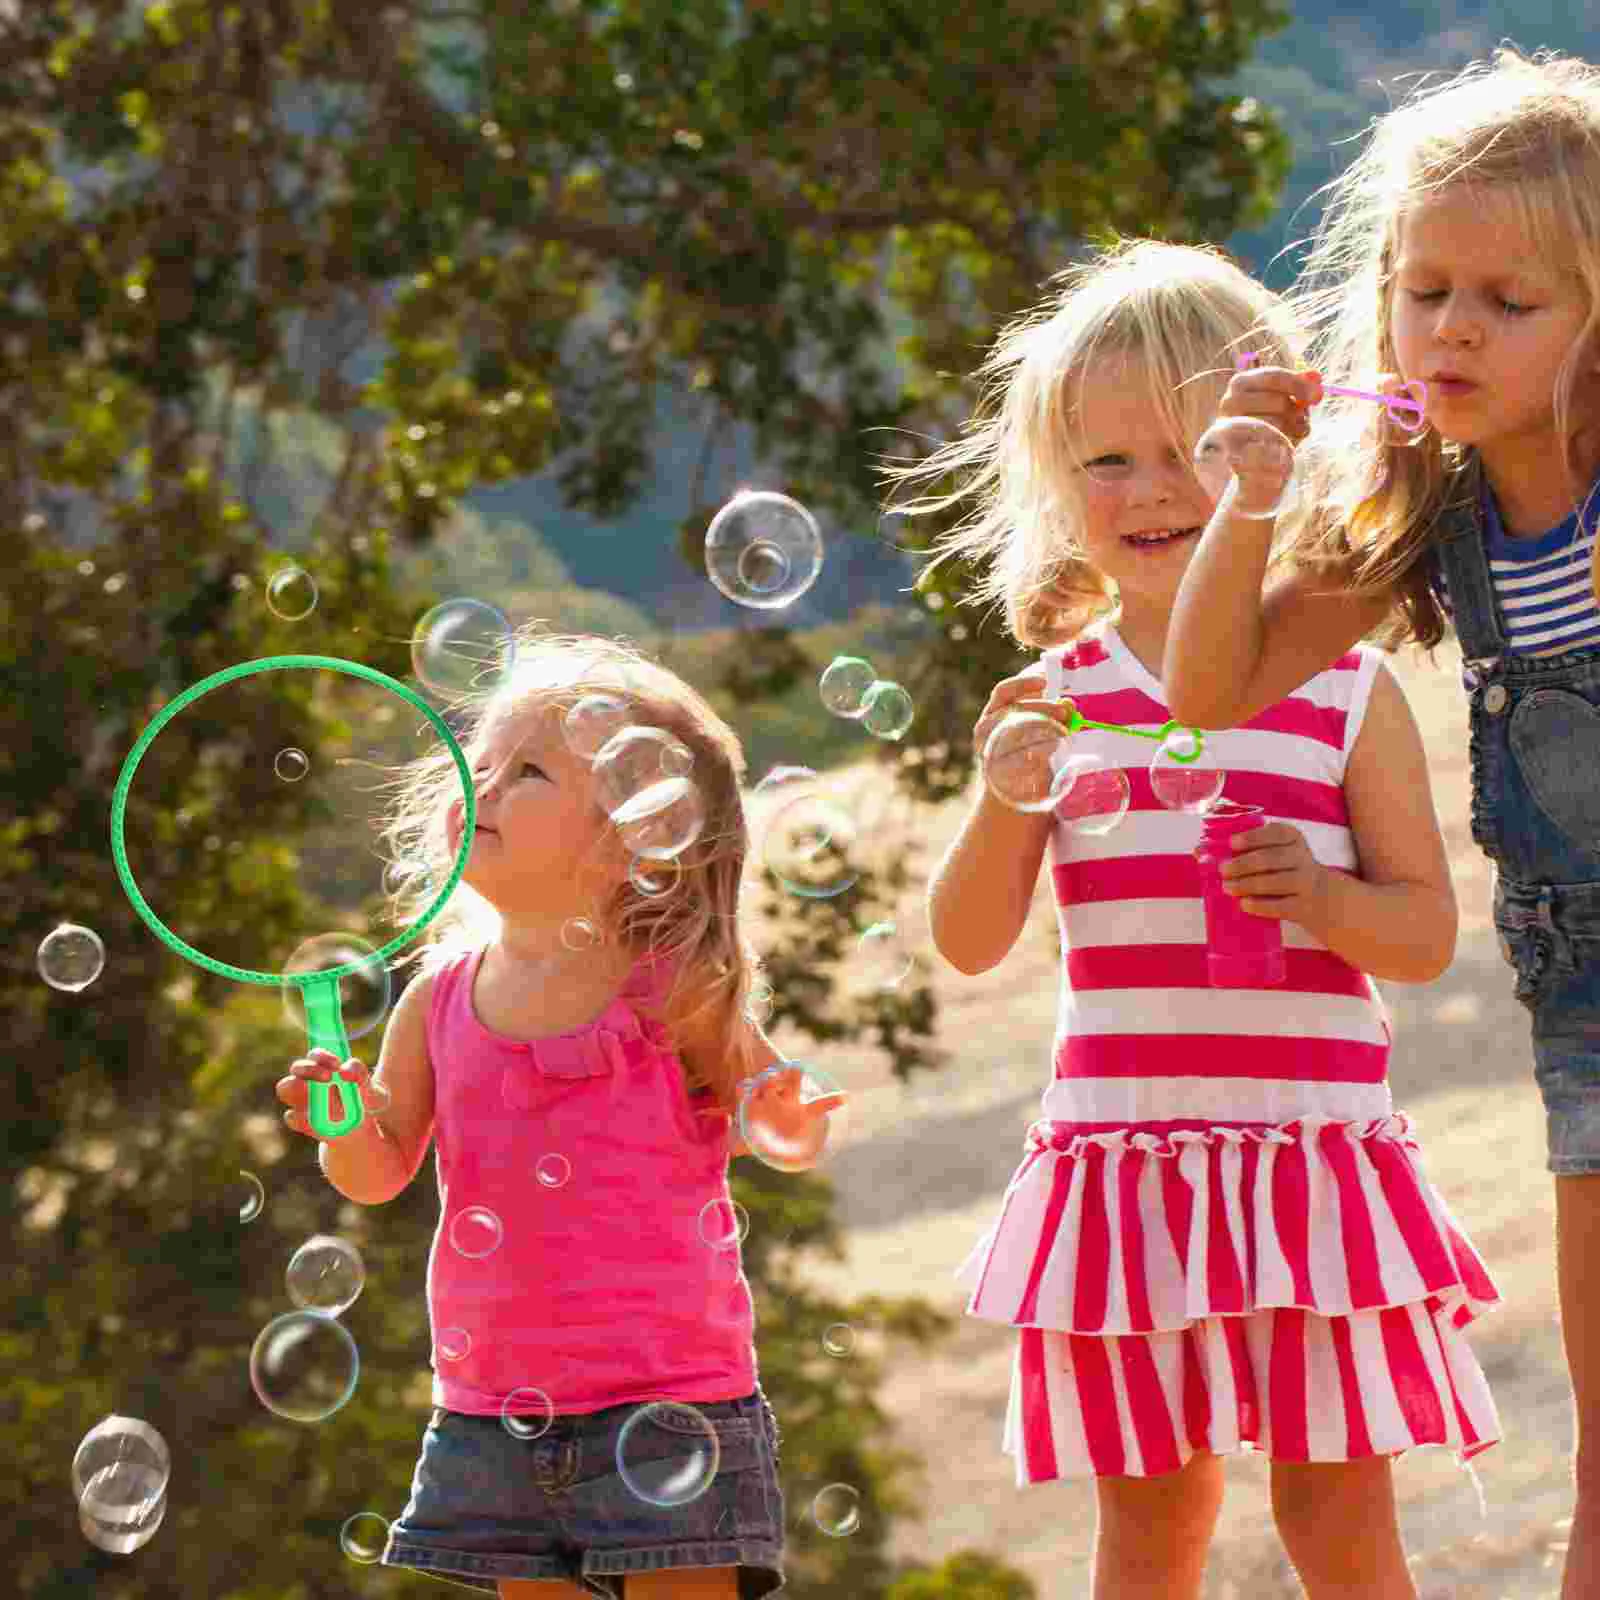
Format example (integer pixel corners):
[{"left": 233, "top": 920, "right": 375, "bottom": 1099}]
[
  {"left": 1391, "top": 186, "right": 1599, "bottom": 467},
  {"left": 446, "top": 701, "right": 623, "bottom": 920},
  {"left": 1067, "top": 354, "right": 1218, "bottom": 610}
]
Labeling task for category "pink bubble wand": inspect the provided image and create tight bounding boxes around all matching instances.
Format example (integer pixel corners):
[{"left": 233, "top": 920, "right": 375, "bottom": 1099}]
[{"left": 1234, "top": 352, "right": 1429, "bottom": 432}]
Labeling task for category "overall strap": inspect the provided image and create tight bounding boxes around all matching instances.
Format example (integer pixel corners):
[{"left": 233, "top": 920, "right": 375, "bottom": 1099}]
[{"left": 1431, "top": 454, "right": 1505, "bottom": 664}]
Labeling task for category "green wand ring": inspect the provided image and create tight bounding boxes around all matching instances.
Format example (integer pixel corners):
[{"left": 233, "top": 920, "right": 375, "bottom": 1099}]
[{"left": 110, "top": 655, "right": 475, "bottom": 1137}]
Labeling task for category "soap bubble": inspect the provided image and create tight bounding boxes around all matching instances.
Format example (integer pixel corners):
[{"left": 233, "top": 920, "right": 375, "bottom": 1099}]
[
  {"left": 562, "top": 693, "right": 632, "bottom": 760},
  {"left": 560, "top": 916, "right": 601, "bottom": 952},
  {"left": 449, "top": 1205, "right": 504, "bottom": 1259},
  {"left": 704, "top": 490, "right": 823, "bottom": 609},
  {"left": 853, "top": 920, "right": 915, "bottom": 991},
  {"left": 1192, "top": 419, "right": 1297, "bottom": 521},
  {"left": 266, "top": 564, "right": 318, "bottom": 621},
  {"left": 762, "top": 789, "right": 858, "bottom": 899},
  {"left": 501, "top": 1387, "right": 555, "bottom": 1441},
  {"left": 593, "top": 727, "right": 703, "bottom": 857},
  {"left": 436, "top": 1327, "right": 472, "bottom": 1362},
  {"left": 37, "top": 923, "right": 106, "bottom": 992},
  {"left": 629, "top": 855, "right": 683, "bottom": 899},
  {"left": 812, "top": 1482, "right": 862, "bottom": 1537},
  {"left": 72, "top": 1417, "right": 169, "bottom": 1553},
  {"left": 616, "top": 1402, "right": 721, "bottom": 1507},
  {"left": 861, "top": 681, "right": 914, "bottom": 741},
  {"left": 410, "top": 598, "right": 517, "bottom": 696},
  {"left": 340, "top": 1512, "right": 391, "bottom": 1564},
  {"left": 286, "top": 1234, "right": 366, "bottom": 1317},
  {"left": 535, "top": 1153, "right": 571, "bottom": 1190},
  {"left": 273, "top": 747, "right": 309, "bottom": 783},
  {"left": 249, "top": 1310, "right": 360, "bottom": 1422},
  {"left": 983, "top": 712, "right": 1072, "bottom": 813},
  {"left": 237, "top": 1170, "right": 266, "bottom": 1223},
  {"left": 282, "top": 934, "right": 392, "bottom": 1043},
  {"left": 737, "top": 1061, "right": 848, "bottom": 1173},
  {"left": 698, "top": 1197, "right": 750, "bottom": 1250},
  {"left": 612, "top": 775, "right": 707, "bottom": 861},
  {"left": 1054, "top": 755, "right": 1132, "bottom": 836},
  {"left": 1149, "top": 727, "right": 1223, "bottom": 814},
  {"left": 819, "top": 656, "right": 876, "bottom": 718},
  {"left": 382, "top": 857, "right": 435, "bottom": 899},
  {"left": 822, "top": 1323, "right": 856, "bottom": 1358}
]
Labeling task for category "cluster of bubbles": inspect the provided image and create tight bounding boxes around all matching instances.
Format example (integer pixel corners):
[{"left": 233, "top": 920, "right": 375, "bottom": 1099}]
[
  {"left": 983, "top": 711, "right": 1223, "bottom": 834},
  {"left": 72, "top": 1416, "right": 170, "bottom": 1554},
  {"left": 248, "top": 1235, "right": 367, "bottom": 1425},
  {"left": 818, "top": 655, "right": 915, "bottom": 743}
]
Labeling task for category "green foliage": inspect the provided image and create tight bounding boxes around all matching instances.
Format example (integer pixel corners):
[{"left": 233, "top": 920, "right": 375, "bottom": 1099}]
[{"left": 887, "top": 1551, "right": 1039, "bottom": 1600}]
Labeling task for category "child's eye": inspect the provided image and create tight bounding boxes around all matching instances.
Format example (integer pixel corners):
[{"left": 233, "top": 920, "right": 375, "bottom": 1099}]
[
  {"left": 1499, "top": 297, "right": 1531, "bottom": 315},
  {"left": 1403, "top": 289, "right": 1445, "bottom": 303},
  {"left": 1082, "top": 455, "right": 1133, "bottom": 482},
  {"left": 520, "top": 762, "right": 546, "bottom": 779}
]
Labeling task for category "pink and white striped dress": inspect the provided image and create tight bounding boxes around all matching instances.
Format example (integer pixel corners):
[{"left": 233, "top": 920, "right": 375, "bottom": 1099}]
[{"left": 954, "top": 622, "right": 1502, "bottom": 1485}]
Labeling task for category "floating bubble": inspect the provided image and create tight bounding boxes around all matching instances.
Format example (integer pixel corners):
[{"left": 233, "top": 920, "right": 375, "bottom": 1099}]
[
  {"left": 410, "top": 598, "right": 516, "bottom": 697},
  {"left": 560, "top": 917, "right": 601, "bottom": 952},
  {"left": 266, "top": 564, "right": 318, "bottom": 622},
  {"left": 562, "top": 693, "right": 632, "bottom": 760},
  {"left": 744, "top": 980, "right": 775, "bottom": 1026},
  {"left": 762, "top": 789, "right": 859, "bottom": 900},
  {"left": 854, "top": 921, "right": 915, "bottom": 991},
  {"left": 819, "top": 656, "right": 876, "bottom": 718},
  {"left": 535, "top": 1153, "right": 571, "bottom": 1190},
  {"left": 616, "top": 1402, "right": 721, "bottom": 1507},
  {"left": 861, "top": 681, "right": 914, "bottom": 741},
  {"left": 629, "top": 855, "right": 683, "bottom": 899},
  {"left": 273, "top": 747, "right": 309, "bottom": 783},
  {"left": 436, "top": 1327, "right": 472, "bottom": 1362},
  {"left": 1192, "top": 419, "right": 1297, "bottom": 520},
  {"left": 698, "top": 1197, "right": 750, "bottom": 1250},
  {"left": 812, "top": 1482, "right": 862, "bottom": 1537},
  {"left": 1055, "top": 755, "right": 1132, "bottom": 836},
  {"left": 822, "top": 1323, "right": 856, "bottom": 1359},
  {"left": 612, "top": 775, "right": 707, "bottom": 861},
  {"left": 983, "top": 712, "right": 1073, "bottom": 813},
  {"left": 72, "top": 1417, "right": 170, "bottom": 1519},
  {"left": 249, "top": 1310, "right": 360, "bottom": 1423},
  {"left": 704, "top": 490, "right": 823, "bottom": 609},
  {"left": 286, "top": 1234, "right": 366, "bottom": 1318},
  {"left": 1149, "top": 727, "right": 1223, "bottom": 814},
  {"left": 736, "top": 1061, "right": 848, "bottom": 1174},
  {"left": 37, "top": 923, "right": 106, "bottom": 992},
  {"left": 593, "top": 726, "right": 694, "bottom": 809},
  {"left": 282, "top": 933, "right": 392, "bottom": 1043},
  {"left": 382, "top": 857, "right": 435, "bottom": 900},
  {"left": 449, "top": 1205, "right": 504, "bottom": 1259},
  {"left": 339, "top": 1512, "right": 390, "bottom": 1565},
  {"left": 501, "top": 1386, "right": 554, "bottom": 1441},
  {"left": 238, "top": 1171, "right": 266, "bottom": 1224}
]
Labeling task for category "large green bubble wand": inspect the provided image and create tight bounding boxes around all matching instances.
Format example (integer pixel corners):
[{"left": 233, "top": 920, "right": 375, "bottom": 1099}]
[{"left": 111, "top": 656, "right": 474, "bottom": 1138}]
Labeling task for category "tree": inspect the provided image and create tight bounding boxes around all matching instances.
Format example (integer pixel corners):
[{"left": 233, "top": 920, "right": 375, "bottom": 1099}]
[{"left": 2, "top": 1, "right": 1291, "bottom": 1594}]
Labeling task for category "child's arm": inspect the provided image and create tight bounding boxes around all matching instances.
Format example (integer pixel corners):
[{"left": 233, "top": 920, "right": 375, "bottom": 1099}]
[
  {"left": 1221, "top": 663, "right": 1457, "bottom": 983},
  {"left": 289, "top": 970, "right": 436, "bottom": 1205},
  {"left": 1164, "top": 366, "right": 1394, "bottom": 730},
  {"left": 927, "top": 668, "right": 1057, "bottom": 975}
]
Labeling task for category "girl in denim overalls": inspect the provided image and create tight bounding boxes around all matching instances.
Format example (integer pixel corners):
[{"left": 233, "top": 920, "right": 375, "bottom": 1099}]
[{"left": 1163, "top": 46, "right": 1600, "bottom": 1600}]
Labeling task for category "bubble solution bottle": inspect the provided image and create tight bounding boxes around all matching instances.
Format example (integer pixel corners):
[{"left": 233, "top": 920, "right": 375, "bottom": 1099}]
[{"left": 1194, "top": 801, "right": 1286, "bottom": 988}]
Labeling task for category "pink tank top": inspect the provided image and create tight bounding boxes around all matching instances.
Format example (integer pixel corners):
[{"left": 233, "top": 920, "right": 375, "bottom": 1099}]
[{"left": 424, "top": 945, "right": 757, "bottom": 1415}]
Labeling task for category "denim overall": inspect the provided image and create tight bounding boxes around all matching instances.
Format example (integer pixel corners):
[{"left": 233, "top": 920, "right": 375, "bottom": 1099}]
[{"left": 1434, "top": 454, "right": 1600, "bottom": 1176}]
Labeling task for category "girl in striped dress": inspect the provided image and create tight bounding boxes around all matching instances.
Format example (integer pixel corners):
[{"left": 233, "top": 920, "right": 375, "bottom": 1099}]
[{"left": 891, "top": 238, "right": 1501, "bottom": 1599}]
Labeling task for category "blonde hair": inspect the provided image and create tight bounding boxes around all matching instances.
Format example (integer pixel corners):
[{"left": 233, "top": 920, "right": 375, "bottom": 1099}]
[
  {"left": 879, "top": 237, "right": 1304, "bottom": 649},
  {"left": 1279, "top": 46, "right": 1600, "bottom": 643},
  {"left": 378, "top": 631, "right": 761, "bottom": 1114}
]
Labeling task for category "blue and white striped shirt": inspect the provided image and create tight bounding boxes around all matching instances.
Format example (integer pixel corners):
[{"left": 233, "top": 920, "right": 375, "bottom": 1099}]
[{"left": 1430, "top": 473, "right": 1600, "bottom": 656}]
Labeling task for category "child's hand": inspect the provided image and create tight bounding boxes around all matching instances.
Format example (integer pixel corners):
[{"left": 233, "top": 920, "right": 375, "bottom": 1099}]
[
  {"left": 974, "top": 667, "right": 1051, "bottom": 755},
  {"left": 741, "top": 1066, "right": 848, "bottom": 1162},
  {"left": 276, "top": 1048, "right": 375, "bottom": 1140},
  {"left": 1218, "top": 363, "right": 1322, "bottom": 445},
  {"left": 1192, "top": 416, "right": 1298, "bottom": 518},
  {"left": 1208, "top": 821, "right": 1331, "bottom": 936}
]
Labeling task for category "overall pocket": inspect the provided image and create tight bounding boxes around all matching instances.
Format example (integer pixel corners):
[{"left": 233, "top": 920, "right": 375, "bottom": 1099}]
[{"left": 1509, "top": 689, "right": 1600, "bottom": 861}]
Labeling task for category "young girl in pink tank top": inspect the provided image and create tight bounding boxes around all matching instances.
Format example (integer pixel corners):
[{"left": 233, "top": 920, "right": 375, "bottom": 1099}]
[
  {"left": 885, "top": 238, "right": 1502, "bottom": 1599},
  {"left": 276, "top": 633, "right": 845, "bottom": 1600}
]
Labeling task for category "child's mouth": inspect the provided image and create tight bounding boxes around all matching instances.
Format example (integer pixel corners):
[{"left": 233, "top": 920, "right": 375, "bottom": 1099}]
[{"left": 1122, "top": 525, "right": 1201, "bottom": 550}]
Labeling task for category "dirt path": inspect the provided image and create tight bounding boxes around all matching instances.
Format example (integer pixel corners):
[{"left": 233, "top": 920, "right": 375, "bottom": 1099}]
[{"left": 781, "top": 641, "right": 1577, "bottom": 1599}]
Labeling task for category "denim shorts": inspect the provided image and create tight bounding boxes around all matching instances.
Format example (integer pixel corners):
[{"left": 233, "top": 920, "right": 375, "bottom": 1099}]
[{"left": 383, "top": 1391, "right": 785, "bottom": 1596}]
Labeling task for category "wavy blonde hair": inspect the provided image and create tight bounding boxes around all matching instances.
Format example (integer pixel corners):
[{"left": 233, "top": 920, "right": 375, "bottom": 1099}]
[
  {"left": 378, "top": 631, "right": 761, "bottom": 1114},
  {"left": 1278, "top": 46, "right": 1600, "bottom": 642},
  {"left": 879, "top": 237, "right": 1304, "bottom": 649}
]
